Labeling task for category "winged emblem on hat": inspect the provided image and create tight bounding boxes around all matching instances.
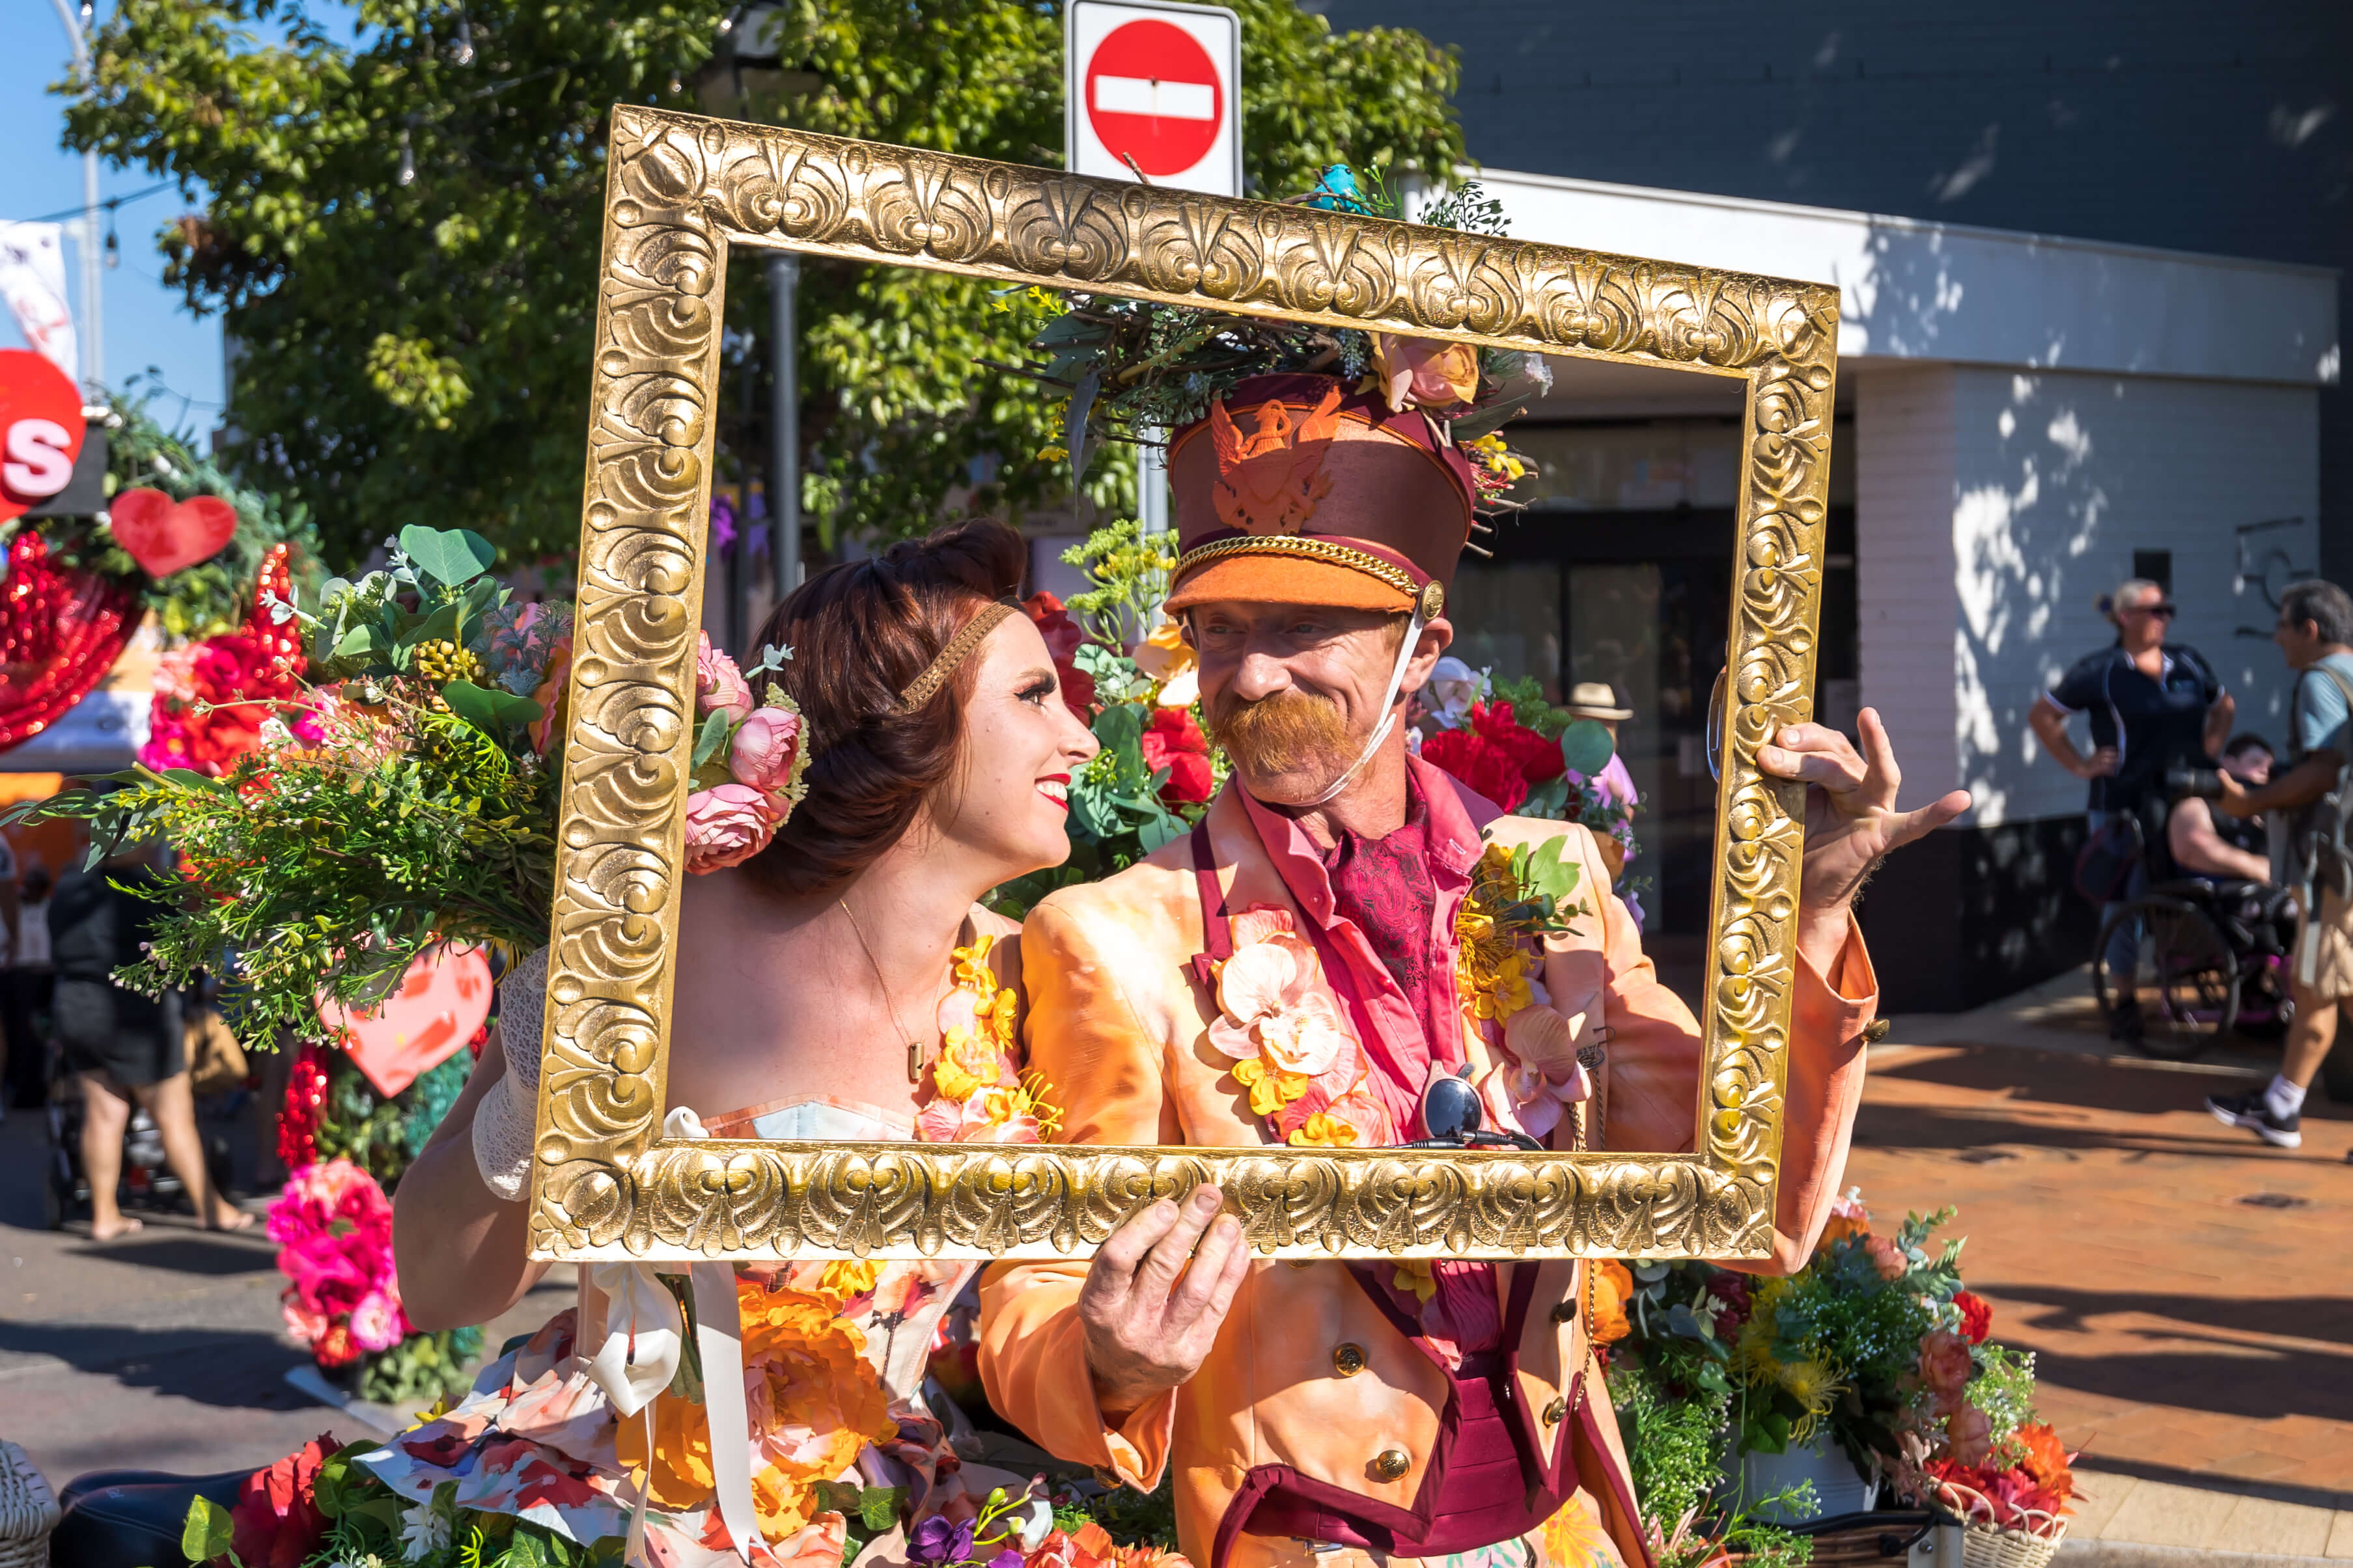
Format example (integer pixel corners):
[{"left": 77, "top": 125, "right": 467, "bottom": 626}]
[{"left": 1208, "top": 384, "right": 1344, "bottom": 536}]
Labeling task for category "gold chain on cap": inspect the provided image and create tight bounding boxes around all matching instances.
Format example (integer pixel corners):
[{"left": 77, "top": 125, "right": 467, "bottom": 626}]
[{"left": 1173, "top": 534, "right": 1421, "bottom": 598}]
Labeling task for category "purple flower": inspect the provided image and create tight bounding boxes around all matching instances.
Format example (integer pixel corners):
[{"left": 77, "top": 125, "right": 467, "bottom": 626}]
[
  {"left": 710, "top": 495, "right": 738, "bottom": 553},
  {"left": 909, "top": 1515, "right": 976, "bottom": 1567},
  {"left": 986, "top": 1550, "right": 1024, "bottom": 1568}
]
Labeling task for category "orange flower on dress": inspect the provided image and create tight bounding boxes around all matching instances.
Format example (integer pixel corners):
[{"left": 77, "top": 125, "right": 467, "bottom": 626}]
[
  {"left": 619, "top": 1282, "right": 895, "bottom": 1541},
  {"left": 1589, "top": 1259, "right": 1634, "bottom": 1345}
]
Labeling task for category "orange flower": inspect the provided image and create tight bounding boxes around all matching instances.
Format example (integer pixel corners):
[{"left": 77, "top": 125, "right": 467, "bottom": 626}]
[
  {"left": 1287, "top": 1111, "right": 1359, "bottom": 1148},
  {"left": 1818, "top": 1211, "right": 1870, "bottom": 1248},
  {"left": 2014, "top": 1422, "right": 2075, "bottom": 1503},
  {"left": 1589, "top": 1259, "right": 1634, "bottom": 1345},
  {"left": 619, "top": 1280, "right": 895, "bottom": 1540}
]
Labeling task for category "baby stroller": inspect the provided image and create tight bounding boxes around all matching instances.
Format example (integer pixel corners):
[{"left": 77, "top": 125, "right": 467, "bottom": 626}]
[
  {"left": 2091, "top": 868, "right": 2298, "bottom": 1062},
  {"left": 39, "top": 1058, "right": 237, "bottom": 1231}
]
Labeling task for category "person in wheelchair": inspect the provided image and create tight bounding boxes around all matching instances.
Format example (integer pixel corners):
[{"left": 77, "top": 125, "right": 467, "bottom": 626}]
[
  {"left": 2098, "top": 734, "right": 2298, "bottom": 1057},
  {"left": 2166, "top": 734, "right": 2275, "bottom": 887}
]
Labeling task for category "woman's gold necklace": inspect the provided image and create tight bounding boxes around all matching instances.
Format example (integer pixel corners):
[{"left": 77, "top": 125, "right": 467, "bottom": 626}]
[{"left": 841, "top": 898, "right": 932, "bottom": 1084}]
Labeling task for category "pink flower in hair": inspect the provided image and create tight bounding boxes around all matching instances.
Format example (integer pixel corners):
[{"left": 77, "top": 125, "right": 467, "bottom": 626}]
[
  {"left": 695, "top": 631, "right": 755, "bottom": 722},
  {"left": 729, "top": 704, "right": 805, "bottom": 797},
  {"left": 684, "top": 782, "right": 782, "bottom": 873}
]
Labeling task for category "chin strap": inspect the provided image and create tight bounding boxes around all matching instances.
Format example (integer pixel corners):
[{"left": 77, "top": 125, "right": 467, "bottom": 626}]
[{"left": 1301, "top": 604, "right": 1428, "bottom": 808}]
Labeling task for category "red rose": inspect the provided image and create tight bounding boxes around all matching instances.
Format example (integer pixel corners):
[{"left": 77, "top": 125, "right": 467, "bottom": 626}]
[
  {"left": 227, "top": 1435, "right": 339, "bottom": 1568},
  {"left": 1141, "top": 706, "right": 1214, "bottom": 804},
  {"left": 1421, "top": 727, "right": 1527, "bottom": 811},
  {"left": 1469, "top": 700, "right": 1566, "bottom": 786},
  {"left": 1953, "top": 1290, "right": 1993, "bottom": 1344},
  {"left": 1023, "top": 591, "right": 1096, "bottom": 717}
]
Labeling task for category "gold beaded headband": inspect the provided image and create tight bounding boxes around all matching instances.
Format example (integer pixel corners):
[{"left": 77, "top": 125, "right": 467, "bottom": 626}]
[{"left": 897, "top": 600, "right": 1017, "bottom": 713}]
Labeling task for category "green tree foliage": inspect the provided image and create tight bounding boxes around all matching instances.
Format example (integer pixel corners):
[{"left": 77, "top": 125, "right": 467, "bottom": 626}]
[{"left": 63, "top": 1, "right": 1464, "bottom": 569}]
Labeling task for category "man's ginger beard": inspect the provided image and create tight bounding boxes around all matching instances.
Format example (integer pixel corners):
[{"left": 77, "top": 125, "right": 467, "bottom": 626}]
[{"left": 1208, "top": 685, "right": 1354, "bottom": 782}]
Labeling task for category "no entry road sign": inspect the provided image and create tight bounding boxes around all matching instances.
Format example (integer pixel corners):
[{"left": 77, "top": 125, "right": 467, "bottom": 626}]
[{"left": 1066, "top": 0, "right": 1241, "bottom": 199}]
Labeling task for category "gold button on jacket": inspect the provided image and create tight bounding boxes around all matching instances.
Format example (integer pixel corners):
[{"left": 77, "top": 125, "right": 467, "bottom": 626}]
[
  {"left": 1372, "top": 1449, "right": 1412, "bottom": 1482},
  {"left": 1332, "top": 1342, "right": 1367, "bottom": 1377}
]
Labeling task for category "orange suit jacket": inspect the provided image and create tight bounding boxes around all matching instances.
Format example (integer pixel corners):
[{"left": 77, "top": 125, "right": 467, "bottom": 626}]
[{"left": 979, "top": 778, "right": 1879, "bottom": 1568}]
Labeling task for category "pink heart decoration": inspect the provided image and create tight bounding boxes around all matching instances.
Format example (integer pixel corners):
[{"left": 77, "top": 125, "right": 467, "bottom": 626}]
[
  {"left": 109, "top": 487, "right": 239, "bottom": 577},
  {"left": 320, "top": 945, "right": 495, "bottom": 1097}
]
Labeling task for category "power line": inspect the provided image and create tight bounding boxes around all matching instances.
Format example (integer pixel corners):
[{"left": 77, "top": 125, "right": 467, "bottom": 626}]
[{"left": 5, "top": 179, "right": 178, "bottom": 228}]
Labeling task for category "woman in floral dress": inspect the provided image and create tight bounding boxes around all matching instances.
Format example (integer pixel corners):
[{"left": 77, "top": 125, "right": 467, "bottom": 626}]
[{"left": 377, "top": 520, "right": 1102, "bottom": 1568}]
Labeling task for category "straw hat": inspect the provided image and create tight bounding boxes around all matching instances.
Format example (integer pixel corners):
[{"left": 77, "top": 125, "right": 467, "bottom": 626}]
[{"left": 1563, "top": 681, "right": 1632, "bottom": 721}]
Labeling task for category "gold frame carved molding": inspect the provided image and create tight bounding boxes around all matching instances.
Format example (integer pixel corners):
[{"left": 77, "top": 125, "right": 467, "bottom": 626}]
[{"left": 527, "top": 105, "right": 1836, "bottom": 1263}]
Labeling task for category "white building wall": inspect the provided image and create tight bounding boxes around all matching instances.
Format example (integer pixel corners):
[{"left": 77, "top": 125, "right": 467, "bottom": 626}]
[
  {"left": 1855, "top": 363, "right": 1964, "bottom": 819},
  {"left": 1857, "top": 363, "right": 2320, "bottom": 827}
]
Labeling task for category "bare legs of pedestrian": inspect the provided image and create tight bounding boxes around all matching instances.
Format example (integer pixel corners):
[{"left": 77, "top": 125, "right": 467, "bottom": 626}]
[{"left": 78, "top": 1069, "right": 252, "bottom": 1239}]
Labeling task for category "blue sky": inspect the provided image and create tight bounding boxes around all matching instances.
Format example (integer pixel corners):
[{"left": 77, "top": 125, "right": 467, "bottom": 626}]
[{"left": 3, "top": 0, "right": 226, "bottom": 440}]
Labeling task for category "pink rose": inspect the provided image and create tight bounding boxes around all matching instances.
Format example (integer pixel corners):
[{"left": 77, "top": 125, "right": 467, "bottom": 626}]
[
  {"left": 1946, "top": 1402, "right": 1994, "bottom": 1466},
  {"left": 1866, "top": 1233, "right": 1908, "bottom": 1280},
  {"left": 348, "top": 1289, "right": 408, "bottom": 1353},
  {"left": 695, "top": 631, "right": 754, "bottom": 722},
  {"left": 1371, "top": 333, "right": 1480, "bottom": 412},
  {"left": 684, "top": 782, "right": 781, "bottom": 873},
  {"left": 1917, "top": 1327, "right": 1975, "bottom": 1410},
  {"left": 280, "top": 1292, "right": 328, "bottom": 1347},
  {"left": 728, "top": 704, "right": 805, "bottom": 795}
]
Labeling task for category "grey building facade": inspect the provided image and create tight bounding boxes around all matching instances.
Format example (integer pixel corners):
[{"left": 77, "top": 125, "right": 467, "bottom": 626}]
[{"left": 1317, "top": 0, "right": 2350, "bottom": 1008}]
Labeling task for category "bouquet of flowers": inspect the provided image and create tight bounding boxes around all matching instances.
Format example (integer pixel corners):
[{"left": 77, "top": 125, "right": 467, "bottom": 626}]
[
  {"left": 264, "top": 1156, "right": 479, "bottom": 1403},
  {"left": 1604, "top": 1193, "right": 2076, "bottom": 1555},
  {"left": 989, "top": 521, "right": 1220, "bottom": 918},
  {"left": 268, "top": 1159, "right": 408, "bottom": 1373},
  {"left": 1419, "top": 680, "right": 1639, "bottom": 875},
  {"left": 7, "top": 524, "right": 573, "bottom": 1045},
  {"left": 1008, "top": 167, "right": 1544, "bottom": 498}
]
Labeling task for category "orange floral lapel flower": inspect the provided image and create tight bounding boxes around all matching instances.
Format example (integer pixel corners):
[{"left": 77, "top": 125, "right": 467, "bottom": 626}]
[
  {"left": 1206, "top": 907, "right": 1349, "bottom": 1123},
  {"left": 1589, "top": 1258, "right": 1634, "bottom": 1345}
]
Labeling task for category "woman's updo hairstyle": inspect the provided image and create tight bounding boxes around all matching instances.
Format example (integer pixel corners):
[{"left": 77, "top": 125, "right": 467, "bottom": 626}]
[{"left": 740, "top": 517, "right": 1027, "bottom": 897}]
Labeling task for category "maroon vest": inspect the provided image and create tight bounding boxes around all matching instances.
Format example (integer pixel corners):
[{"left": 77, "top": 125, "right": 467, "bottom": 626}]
[{"left": 1189, "top": 825, "right": 1582, "bottom": 1568}]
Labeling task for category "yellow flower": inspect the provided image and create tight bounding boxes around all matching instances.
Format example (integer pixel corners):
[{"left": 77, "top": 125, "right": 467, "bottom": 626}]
[
  {"left": 951, "top": 934, "right": 997, "bottom": 989},
  {"left": 1288, "top": 1112, "right": 1359, "bottom": 1148},
  {"left": 1537, "top": 1492, "right": 1617, "bottom": 1568},
  {"left": 1037, "top": 445, "right": 1068, "bottom": 462},
  {"left": 930, "top": 1034, "right": 988, "bottom": 1102},
  {"left": 815, "top": 1259, "right": 881, "bottom": 1302},
  {"left": 1232, "top": 1055, "right": 1309, "bottom": 1118},
  {"left": 987, "top": 984, "right": 1018, "bottom": 1047},
  {"left": 1776, "top": 1357, "right": 1845, "bottom": 1414},
  {"left": 1393, "top": 1258, "right": 1438, "bottom": 1304}
]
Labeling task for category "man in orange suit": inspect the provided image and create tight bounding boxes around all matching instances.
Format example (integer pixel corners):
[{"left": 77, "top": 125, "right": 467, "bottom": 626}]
[{"left": 979, "top": 370, "right": 1969, "bottom": 1568}]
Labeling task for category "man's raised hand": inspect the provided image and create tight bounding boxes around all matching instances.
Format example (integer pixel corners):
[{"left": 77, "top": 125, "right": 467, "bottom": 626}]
[
  {"left": 1079, "top": 1185, "right": 1250, "bottom": 1423},
  {"left": 1756, "top": 707, "right": 1971, "bottom": 971}
]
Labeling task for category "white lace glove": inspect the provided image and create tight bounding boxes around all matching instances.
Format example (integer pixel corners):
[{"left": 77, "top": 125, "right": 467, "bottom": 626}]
[{"left": 471, "top": 946, "right": 547, "bottom": 1201}]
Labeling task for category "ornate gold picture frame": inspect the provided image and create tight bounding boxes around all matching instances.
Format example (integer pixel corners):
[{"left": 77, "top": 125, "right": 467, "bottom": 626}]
[{"left": 528, "top": 104, "right": 1836, "bottom": 1265}]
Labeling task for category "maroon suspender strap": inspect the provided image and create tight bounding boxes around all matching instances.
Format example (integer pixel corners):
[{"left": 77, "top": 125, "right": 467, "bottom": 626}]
[{"left": 1190, "top": 821, "right": 1233, "bottom": 988}]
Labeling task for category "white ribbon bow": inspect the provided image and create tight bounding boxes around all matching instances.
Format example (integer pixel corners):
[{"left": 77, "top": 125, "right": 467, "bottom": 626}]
[{"left": 573, "top": 1107, "right": 760, "bottom": 1567}]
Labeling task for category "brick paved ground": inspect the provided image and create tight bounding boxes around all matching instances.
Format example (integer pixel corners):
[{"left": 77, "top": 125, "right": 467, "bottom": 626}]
[{"left": 1850, "top": 1033, "right": 2353, "bottom": 1515}]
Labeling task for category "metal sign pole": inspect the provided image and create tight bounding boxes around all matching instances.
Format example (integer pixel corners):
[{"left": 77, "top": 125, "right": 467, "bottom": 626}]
[{"left": 768, "top": 252, "right": 801, "bottom": 599}]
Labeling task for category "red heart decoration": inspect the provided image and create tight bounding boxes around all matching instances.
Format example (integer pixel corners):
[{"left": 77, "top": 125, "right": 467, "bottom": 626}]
[
  {"left": 318, "top": 945, "right": 495, "bottom": 1097},
  {"left": 109, "top": 487, "right": 239, "bottom": 577}
]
